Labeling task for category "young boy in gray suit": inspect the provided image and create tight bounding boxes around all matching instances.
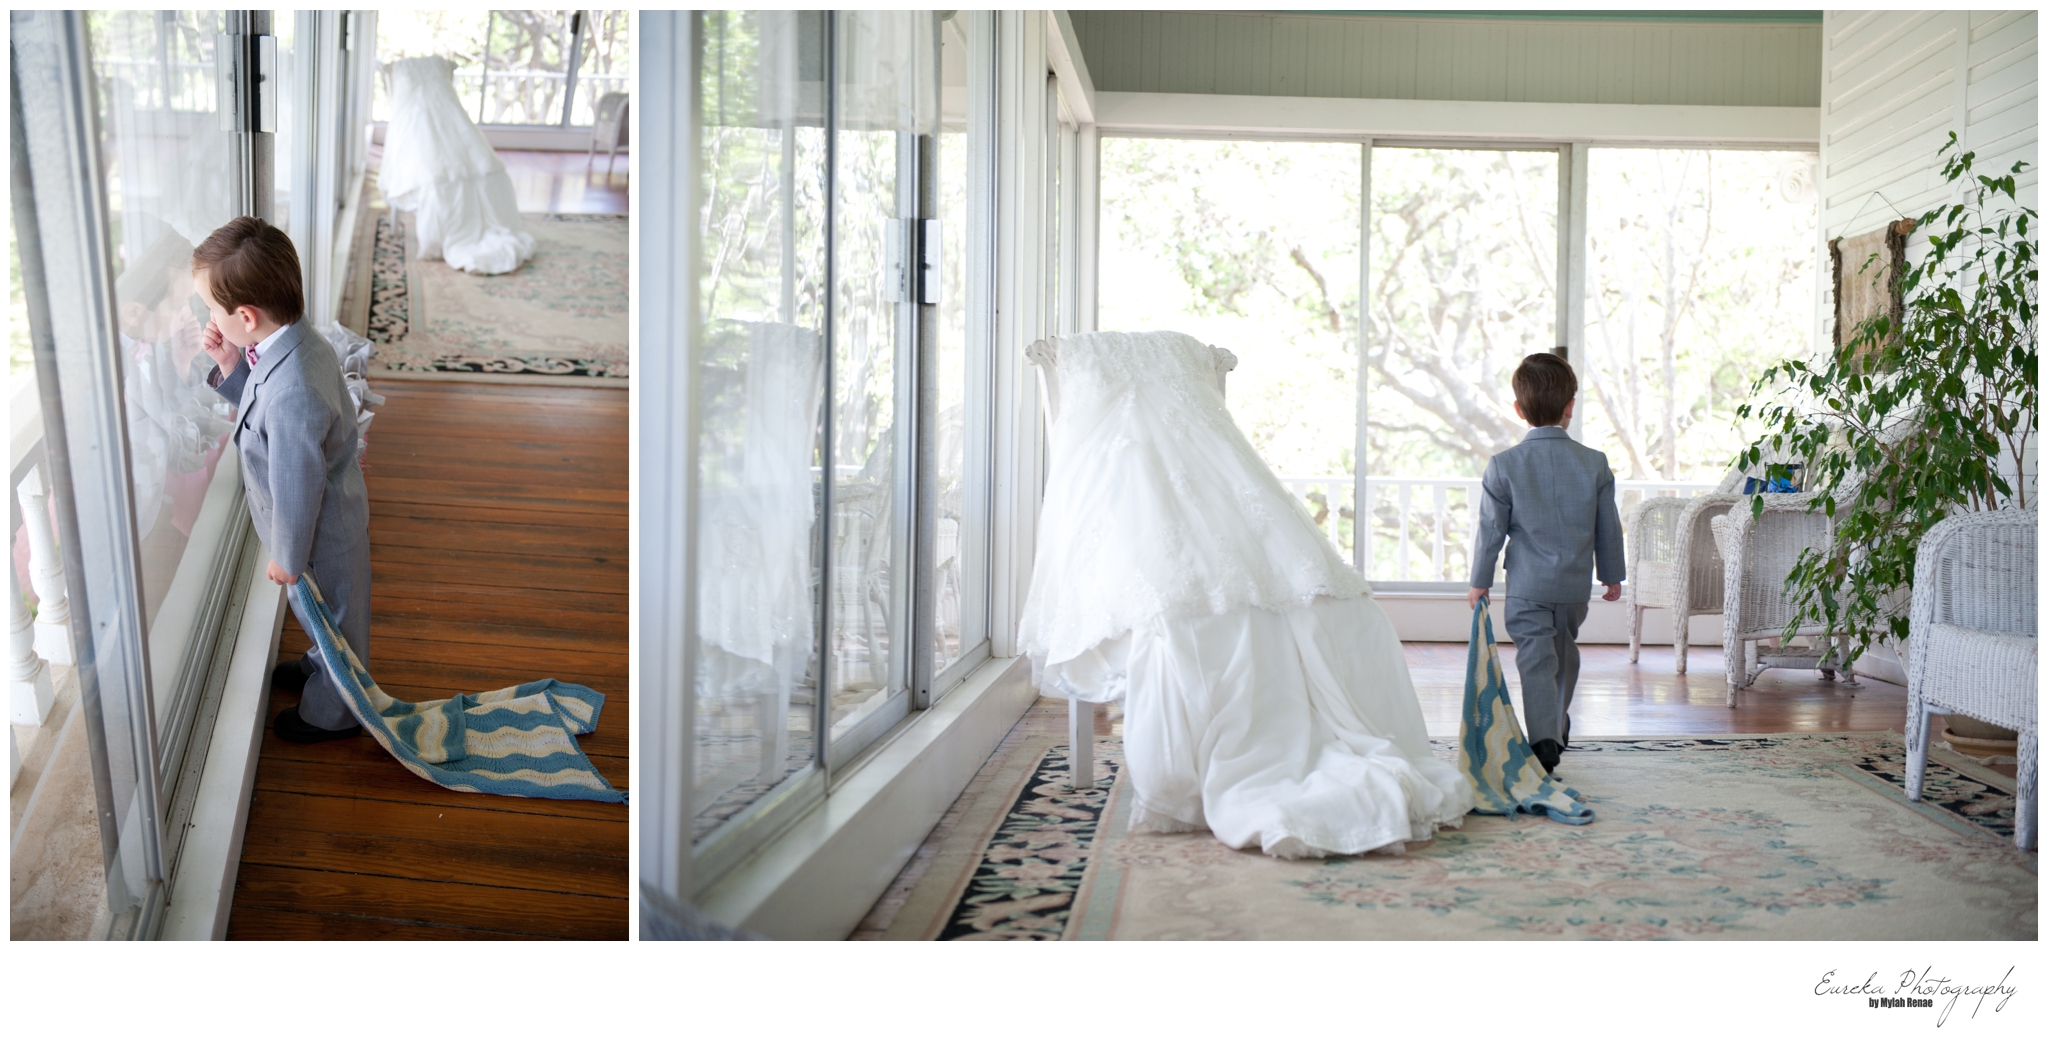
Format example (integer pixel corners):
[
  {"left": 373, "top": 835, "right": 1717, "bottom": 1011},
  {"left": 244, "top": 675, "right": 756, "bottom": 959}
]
[
  {"left": 1466, "top": 353, "right": 1624, "bottom": 775},
  {"left": 193, "top": 217, "right": 372, "bottom": 743}
]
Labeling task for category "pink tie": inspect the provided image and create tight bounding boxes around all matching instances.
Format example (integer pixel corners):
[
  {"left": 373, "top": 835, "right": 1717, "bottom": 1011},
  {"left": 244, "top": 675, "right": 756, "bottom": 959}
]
[{"left": 246, "top": 345, "right": 259, "bottom": 370}]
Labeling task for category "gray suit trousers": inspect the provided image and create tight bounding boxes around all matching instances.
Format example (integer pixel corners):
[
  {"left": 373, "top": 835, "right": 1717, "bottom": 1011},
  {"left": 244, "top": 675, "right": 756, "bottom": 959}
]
[
  {"left": 1504, "top": 597, "right": 1589, "bottom": 747},
  {"left": 286, "top": 542, "right": 373, "bottom": 731}
]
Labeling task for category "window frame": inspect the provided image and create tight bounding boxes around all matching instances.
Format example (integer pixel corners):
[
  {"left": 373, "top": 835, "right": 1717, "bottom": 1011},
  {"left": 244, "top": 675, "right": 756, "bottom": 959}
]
[
  {"left": 1094, "top": 128, "right": 1819, "bottom": 591},
  {"left": 10, "top": 7, "right": 362, "bottom": 939},
  {"left": 666, "top": 9, "right": 1002, "bottom": 899}
]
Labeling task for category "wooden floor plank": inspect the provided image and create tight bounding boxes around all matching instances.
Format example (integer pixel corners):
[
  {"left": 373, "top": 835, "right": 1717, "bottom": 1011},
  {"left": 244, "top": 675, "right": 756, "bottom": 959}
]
[
  {"left": 231, "top": 865, "right": 624, "bottom": 939},
  {"left": 1405, "top": 641, "right": 1909, "bottom": 736},
  {"left": 226, "top": 908, "right": 557, "bottom": 941},
  {"left": 239, "top": 826, "right": 626, "bottom": 894},
  {"left": 253, "top": 752, "right": 628, "bottom": 820},
  {"left": 229, "top": 379, "right": 628, "bottom": 940}
]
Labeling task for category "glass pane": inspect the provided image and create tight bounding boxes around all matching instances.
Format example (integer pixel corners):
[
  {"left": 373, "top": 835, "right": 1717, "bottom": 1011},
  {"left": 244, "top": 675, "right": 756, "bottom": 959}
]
[
  {"left": 827, "top": 10, "right": 933, "bottom": 746},
  {"left": 1367, "top": 147, "right": 1557, "bottom": 583},
  {"left": 568, "top": 10, "right": 631, "bottom": 127},
  {"left": 693, "top": 10, "right": 826, "bottom": 844},
  {"left": 1099, "top": 139, "right": 1364, "bottom": 556},
  {"left": 477, "top": 10, "right": 571, "bottom": 126},
  {"left": 372, "top": 11, "right": 492, "bottom": 123},
  {"left": 931, "top": 11, "right": 988, "bottom": 676},
  {"left": 1582, "top": 149, "right": 1820, "bottom": 509},
  {"left": 87, "top": 9, "right": 244, "bottom": 677},
  {"left": 81, "top": 6, "right": 243, "bottom": 925},
  {"left": 272, "top": 14, "right": 297, "bottom": 248}
]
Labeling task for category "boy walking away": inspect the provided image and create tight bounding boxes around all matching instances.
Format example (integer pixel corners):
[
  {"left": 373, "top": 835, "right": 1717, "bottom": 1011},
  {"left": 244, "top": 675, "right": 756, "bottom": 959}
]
[
  {"left": 193, "top": 217, "right": 372, "bottom": 743},
  {"left": 1466, "top": 353, "right": 1624, "bottom": 776}
]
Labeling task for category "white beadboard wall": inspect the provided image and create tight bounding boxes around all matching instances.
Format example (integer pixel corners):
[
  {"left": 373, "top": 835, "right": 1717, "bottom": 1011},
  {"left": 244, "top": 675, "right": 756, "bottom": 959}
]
[
  {"left": 1821, "top": 10, "right": 2037, "bottom": 239},
  {"left": 1067, "top": 11, "right": 1823, "bottom": 107}
]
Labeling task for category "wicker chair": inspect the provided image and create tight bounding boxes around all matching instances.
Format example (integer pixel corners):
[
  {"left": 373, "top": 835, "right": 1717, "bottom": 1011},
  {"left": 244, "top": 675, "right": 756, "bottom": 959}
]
[
  {"left": 586, "top": 92, "right": 629, "bottom": 184},
  {"left": 1709, "top": 491, "right": 1856, "bottom": 705},
  {"left": 1904, "top": 507, "right": 2036, "bottom": 851},
  {"left": 1625, "top": 483, "right": 1741, "bottom": 673}
]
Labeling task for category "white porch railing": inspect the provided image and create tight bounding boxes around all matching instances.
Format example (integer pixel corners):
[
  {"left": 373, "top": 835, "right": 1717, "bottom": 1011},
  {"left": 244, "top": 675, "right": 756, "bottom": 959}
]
[
  {"left": 459, "top": 70, "right": 631, "bottom": 127},
  {"left": 10, "top": 380, "right": 74, "bottom": 774},
  {"left": 1278, "top": 474, "right": 1721, "bottom": 585}
]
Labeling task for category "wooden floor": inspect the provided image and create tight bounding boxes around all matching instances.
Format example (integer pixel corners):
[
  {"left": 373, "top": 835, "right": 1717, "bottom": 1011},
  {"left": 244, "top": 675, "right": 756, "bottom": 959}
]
[
  {"left": 365, "top": 145, "right": 628, "bottom": 215},
  {"left": 1407, "top": 641, "right": 1909, "bottom": 737},
  {"left": 227, "top": 381, "right": 628, "bottom": 940}
]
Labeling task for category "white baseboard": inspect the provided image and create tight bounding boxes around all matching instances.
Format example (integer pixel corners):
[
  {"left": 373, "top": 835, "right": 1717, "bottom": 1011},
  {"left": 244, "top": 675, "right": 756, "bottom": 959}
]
[
  {"left": 159, "top": 553, "right": 287, "bottom": 941},
  {"left": 697, "top": 656, "right": 1039, "bottom": 940}
]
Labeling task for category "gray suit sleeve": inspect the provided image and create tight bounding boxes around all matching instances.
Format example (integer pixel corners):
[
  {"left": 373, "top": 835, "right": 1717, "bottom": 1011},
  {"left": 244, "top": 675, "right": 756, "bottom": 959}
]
[
  {"left": 1594, "top": 458, "right": 1625, "bottom": 584},
  {"left": 263, "top": 382, "right": 334, "bottom": 577},
  {"left": 212, "top": 359, "right": 249, "bottom": 403},
  {"left": 1468, "top": 457, "right": 1510, "bottom": 589}
]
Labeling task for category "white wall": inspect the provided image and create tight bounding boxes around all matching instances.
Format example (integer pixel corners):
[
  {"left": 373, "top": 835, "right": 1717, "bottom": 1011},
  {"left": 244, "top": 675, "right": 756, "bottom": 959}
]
[
  {"left": 1070, "top": 11, "right": 1822, "bottom": 107},
  {"left": 1821, "top": 10, "right": 2037, "bottom": 239}
]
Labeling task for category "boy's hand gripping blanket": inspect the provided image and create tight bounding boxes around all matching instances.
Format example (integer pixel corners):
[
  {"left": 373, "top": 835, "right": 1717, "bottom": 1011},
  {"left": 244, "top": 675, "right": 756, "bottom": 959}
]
[
  {"left": 295, "top": 575, "right": 626, "bottom": 803},
  {"left": 1459, "top": 596, "right": 1592, "bottom": 825}
]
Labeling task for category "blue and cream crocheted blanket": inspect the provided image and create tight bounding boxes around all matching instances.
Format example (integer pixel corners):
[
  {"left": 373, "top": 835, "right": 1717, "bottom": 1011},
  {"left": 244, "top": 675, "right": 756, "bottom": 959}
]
[
  {"left": 295, "top": 575, "right": 626, "bottom": 804},
  {"left": 1459, "top": 597, "right": 1592, "bottom": 825}
]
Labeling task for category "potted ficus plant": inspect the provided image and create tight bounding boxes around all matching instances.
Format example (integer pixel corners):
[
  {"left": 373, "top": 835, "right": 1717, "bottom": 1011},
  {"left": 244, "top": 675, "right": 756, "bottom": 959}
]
[{"left": 1732, "top": 134, "right": 2036, "bottom": 746}]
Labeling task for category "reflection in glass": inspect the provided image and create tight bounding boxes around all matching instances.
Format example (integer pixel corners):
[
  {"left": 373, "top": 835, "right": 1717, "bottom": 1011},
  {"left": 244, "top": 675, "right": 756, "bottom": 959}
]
[
  {"left": 826, "top": 11, "right": 934, "bottom": 744},
  {"left": 931, "top": 12, "right": 988, "bottom": 675},
  {"left": 89, "top": 10, "right": 241, "bottom": 634},
  {"left": 1098, "top": 139, "right": 1363, "bottom": 556},
  {"left": 692, "top": 11, "right": 826, "bottom": 843},
  {"left": 1367, "top": 147, "right": 1557, "bottom": 582},
  {"left": 1582, "top": 149, "right": 1819, "bottom": 488}
]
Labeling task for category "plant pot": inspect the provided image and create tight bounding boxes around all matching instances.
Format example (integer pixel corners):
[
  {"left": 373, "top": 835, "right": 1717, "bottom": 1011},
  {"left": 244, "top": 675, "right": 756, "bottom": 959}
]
[
  {"left": 1943, "top": 714, "right": 2019, "bottom": 759},
  {"left": 1946, "top": 713, "right": 2019, "bottom": 741}
]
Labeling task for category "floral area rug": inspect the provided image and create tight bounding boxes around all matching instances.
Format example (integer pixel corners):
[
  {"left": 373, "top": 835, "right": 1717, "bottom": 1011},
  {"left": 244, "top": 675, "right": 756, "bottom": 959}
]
[
  {"left": 365, "top": 210, "right": 627, "bottom": 386},
  {"left": 886, "top": 733, "right": 2035, "bottom": 941}
]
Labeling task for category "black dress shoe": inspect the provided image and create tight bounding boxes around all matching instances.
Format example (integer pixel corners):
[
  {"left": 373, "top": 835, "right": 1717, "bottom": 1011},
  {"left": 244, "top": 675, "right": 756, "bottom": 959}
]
[
  {"left": 271, "top": 658, "right": 314, "bottom": 694},
  {"left": 273, "top": 706, "right": 362, "bottom": 743},
  {"left": 1531, "top": 738, "right": 1563, "bottom": 776}
]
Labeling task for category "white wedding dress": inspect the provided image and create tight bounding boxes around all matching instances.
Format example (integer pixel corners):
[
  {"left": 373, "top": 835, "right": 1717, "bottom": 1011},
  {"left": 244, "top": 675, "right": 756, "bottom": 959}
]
[
  {"left": 380, "top": 56, "right": 536, "bottom": 275},
  {"left": 1020, "top": 331, "right": 1472, "bottom": 858}
]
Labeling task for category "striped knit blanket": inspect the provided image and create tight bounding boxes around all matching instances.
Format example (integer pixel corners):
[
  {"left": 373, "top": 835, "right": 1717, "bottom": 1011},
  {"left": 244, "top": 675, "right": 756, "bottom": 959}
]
[
  {"left": 1458, "top": 597, "right": 1592, "bottom": 825},
  {"left": 295, "top": 575, "right": 626, "bottom": 804}
]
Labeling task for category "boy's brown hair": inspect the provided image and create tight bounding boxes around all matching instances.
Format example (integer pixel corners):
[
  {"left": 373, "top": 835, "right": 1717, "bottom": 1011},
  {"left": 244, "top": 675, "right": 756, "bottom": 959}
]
[
  {"left": 191, "top": 216, "right": 304, "bottom": 325},
  {"left": 1512, "top": 351, "right": 1577, "bottom": 427}
]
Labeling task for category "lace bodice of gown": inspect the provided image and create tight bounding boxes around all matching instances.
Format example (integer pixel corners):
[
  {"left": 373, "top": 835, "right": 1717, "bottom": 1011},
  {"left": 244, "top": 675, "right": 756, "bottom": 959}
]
[{"left": 1018, "top": 330, "right": 1369, "bottom": 670}]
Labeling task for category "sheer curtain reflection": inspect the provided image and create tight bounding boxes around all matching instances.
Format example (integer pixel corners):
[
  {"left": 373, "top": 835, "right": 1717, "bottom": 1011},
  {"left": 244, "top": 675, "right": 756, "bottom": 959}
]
[
  {"left": 91, "top": 10, "right": 241, "bottom": 632},
  {"left": 693, "top": 10, "right": 826, "bottom": 843},
  {"left": 825, "top": 10, "right": 935, "bottom": 746}
]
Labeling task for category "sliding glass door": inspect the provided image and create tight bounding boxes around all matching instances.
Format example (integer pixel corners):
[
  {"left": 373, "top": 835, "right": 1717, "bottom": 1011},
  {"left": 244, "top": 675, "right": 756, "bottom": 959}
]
[
  {"left": 684, "top": 10, "right": 994, "bottom": 881},
  {"left": 1365, "top": 146, "right": 1559, "bottom": 586},
  {"left": 13, "top": 8, "right": 371, "bottom": 939},
  {"left": 1097, "top": 139, "right": 1363, "bottom": 558},
  {"left": 371, "top": 10, "right": 630, "bottom": 129},
  {"left": 1101, "top": 138, "right": 1818, "bottom": 591},
  {"left": 1579, "top": 148, "right": 1821, "bottom": 497}
]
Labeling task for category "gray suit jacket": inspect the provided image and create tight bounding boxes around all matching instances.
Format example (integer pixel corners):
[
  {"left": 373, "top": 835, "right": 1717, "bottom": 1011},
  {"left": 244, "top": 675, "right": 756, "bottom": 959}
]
[
  {"left": 1468, "top": 426, "right": 1624, "bottom": 604},
  {"left": 212, "top": 321, "right": 369, "bottom": 575}
]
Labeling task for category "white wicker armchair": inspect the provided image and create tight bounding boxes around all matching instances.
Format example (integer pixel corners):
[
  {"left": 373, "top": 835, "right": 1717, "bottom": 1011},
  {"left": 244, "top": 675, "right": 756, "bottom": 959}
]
[
  {"left": 1625, "top": 485, "right": 1740, "bottom": 673},
  {"left": 1709, "top": 491, "right": 1856, "bottom": 705},
  {"left": 1904, "top": 507, "right": 2036, "bottom": 851},
  {"left": 586, "top": 92, "right": 629, "bottom": 184}
]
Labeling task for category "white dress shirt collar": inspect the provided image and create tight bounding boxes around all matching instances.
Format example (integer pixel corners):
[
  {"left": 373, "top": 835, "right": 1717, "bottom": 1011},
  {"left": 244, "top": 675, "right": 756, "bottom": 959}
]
[{"left": 248, "top": 323, "right": 289, "bottom": 366}]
